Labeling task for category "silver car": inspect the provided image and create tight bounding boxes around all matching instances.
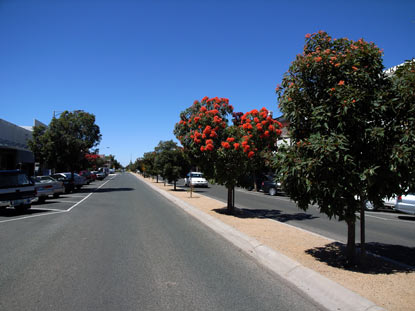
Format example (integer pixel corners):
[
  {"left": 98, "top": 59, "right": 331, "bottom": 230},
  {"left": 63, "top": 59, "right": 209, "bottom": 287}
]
[
  {"left": 37, "top": 176, "right": 65, "bottom": 198},
  {"left": 395, "top": 193, "right": 415, "bottom": 215}
]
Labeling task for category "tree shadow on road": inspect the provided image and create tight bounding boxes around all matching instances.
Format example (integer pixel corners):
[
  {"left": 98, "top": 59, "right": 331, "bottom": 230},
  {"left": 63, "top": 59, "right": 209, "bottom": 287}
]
[
  {"left": 76, "top": 187, "right": 134, "bottom": 193},
  {"left": 306, "top": 242, "right": 415, "bottom": 274},
  {"left": 213, "top": 207, "right": 318, "bottom": 222},
  {"left": 0, "top": 208, "right": 51, "bottom": 217}
]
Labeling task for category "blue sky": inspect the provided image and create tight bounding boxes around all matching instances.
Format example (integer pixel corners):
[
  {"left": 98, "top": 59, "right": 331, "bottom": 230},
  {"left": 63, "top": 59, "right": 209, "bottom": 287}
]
[{"left": 1, "top": 0, "right": 414, "bottom": 166}]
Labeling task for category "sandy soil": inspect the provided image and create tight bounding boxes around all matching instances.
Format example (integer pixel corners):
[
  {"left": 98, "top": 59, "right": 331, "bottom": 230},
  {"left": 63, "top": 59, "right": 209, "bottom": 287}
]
[{"left": 135, "top": 174, "right": 415, "bottom": 311}]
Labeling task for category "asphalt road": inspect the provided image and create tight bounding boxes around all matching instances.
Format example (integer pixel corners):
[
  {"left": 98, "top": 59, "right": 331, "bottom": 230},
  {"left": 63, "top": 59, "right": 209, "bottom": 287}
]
[
  {"left": 181, "top": 182, "right": 415, "bottom": 266},
  {"left": 0, "top": 173, "right": 323, "bottom": 311}
]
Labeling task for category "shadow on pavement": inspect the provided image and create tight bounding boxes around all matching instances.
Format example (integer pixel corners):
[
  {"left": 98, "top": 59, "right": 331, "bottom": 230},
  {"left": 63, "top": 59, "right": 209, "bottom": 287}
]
[
  {"left": 213, "top": 207, "right": 318, "bottom": 222},
  {"left": 306, "top": 242, "right": 415, "bottom": 274},
  {"left": 0, "top": 208, "right": 51, "bottom": 217},
  {"left": 398, "top": 215, "right": 415, "bottom": 221},
  {"left": 76, "top": 187, "right": 134, "bottom": 193}
]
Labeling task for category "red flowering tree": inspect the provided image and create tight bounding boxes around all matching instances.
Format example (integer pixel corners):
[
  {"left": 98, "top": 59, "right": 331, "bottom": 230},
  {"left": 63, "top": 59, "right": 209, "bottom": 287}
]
[
  {"left": 174, "top": 97, "right": 282, "bottom": 212},
  {"left": 275, "top": 31, "right": 392, "bottom": 264}
]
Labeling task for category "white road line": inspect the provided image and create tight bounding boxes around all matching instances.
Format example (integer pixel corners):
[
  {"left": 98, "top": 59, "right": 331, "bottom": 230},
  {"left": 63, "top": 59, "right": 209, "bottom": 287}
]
[
  {"left": 0, "top": 210, "right": 66, "bottom": 224},
  {"left": 54, "top": 200, "right": 79, "bottom": 204},
  {"left": 0, "top": 176, "right": 116, "bottom": 224},
  {"left": 66, "top": 178, "right": 113, "bottom": 212}
]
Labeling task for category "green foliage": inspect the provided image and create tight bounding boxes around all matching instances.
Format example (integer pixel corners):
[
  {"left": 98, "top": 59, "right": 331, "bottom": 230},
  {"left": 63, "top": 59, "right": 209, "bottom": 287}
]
[
  {"left": 276, "top": 31, "right": 389, "bottom": 221},
  {"left": 154, "top": 140, "right": 190, "bottom": 187},
  {"left": 28, "top": 110, "right": 101, "bottom": 172},
  {"left": 387, "top": 60, "right": 415, "bottom": 192}
]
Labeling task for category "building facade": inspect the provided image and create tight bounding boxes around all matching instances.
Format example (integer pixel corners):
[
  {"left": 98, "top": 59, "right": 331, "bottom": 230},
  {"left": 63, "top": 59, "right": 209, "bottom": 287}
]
[{"left": 0, "top": 119, "right": 46, "bottom": 175}]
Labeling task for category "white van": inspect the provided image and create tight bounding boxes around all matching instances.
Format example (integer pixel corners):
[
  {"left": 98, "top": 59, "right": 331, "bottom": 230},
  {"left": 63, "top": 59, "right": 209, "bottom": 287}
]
[{"left": 185, "top": 172, "right": 208, "bottom": 188}]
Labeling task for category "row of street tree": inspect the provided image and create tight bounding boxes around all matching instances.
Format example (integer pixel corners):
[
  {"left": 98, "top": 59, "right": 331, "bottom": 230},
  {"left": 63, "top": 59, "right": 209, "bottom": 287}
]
[{"left": 134, "top": 31, "right": 414, "bottom": 265}]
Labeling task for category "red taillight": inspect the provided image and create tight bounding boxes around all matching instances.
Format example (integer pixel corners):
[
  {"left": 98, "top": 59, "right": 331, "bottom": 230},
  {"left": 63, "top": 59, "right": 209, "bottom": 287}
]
[{"left": 397, "top": 196, "right": 402, "bottom": 202}]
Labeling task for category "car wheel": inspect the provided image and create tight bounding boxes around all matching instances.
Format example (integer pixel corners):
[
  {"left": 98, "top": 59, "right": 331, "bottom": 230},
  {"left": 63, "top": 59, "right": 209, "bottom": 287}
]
[
  {"left": 53, "top": 193, "right": 60, "bottom": 198},
  {"left": 15, "top": 204, "right": 31, "bottom": 211},
  {"left": 38, "top": 196, "right": 46, "bottom": 204},
  {"left": 269, "top": 187, "right": 277, "bottom": 196},
  {"left": 76, "top": 186, "right": 82, "bottom": 190},
  {"left": 365, "top": 201, "right": 377, "bottom": 211}
]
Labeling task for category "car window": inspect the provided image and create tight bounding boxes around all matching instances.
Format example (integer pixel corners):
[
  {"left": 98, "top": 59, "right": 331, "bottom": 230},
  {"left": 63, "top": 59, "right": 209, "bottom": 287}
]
[
  {"left": 191, "top": 173, "right": 203, "bottom": 178},
  {"left": 0, "top": 173, "right": 31, "bottom": 188}
]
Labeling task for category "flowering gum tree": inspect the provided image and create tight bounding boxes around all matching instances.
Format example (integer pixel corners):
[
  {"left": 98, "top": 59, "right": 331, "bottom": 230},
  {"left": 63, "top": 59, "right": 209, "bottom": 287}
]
[
  {"left": 275, "top": 31, "right": 390, "bottom": 264},
  {"left": 174, "top": 97, "right": 282, "bottom": 212}
]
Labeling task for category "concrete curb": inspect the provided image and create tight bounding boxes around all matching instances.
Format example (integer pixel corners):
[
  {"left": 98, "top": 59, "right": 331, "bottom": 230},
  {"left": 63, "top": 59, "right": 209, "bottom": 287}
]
[{"left": 133, "top": 174, "right": 385, "bottom": 311}]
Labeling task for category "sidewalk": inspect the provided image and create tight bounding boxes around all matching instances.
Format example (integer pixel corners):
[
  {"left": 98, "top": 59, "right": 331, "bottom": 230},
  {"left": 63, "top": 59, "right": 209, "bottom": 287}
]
[{"left": 133, "top": 173, "right": 414, "bottom": 311}]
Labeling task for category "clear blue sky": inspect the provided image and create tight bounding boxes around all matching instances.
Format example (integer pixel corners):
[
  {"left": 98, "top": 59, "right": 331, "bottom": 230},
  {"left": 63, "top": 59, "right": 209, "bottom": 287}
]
[{"left": 1, "top": 0, "right": 414, "bottom": 166}]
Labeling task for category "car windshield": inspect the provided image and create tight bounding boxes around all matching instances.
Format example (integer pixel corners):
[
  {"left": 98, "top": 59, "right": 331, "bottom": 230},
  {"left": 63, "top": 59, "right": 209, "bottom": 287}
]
[{"left": 191, "top": 173, "right": 203, "bottom": 178}]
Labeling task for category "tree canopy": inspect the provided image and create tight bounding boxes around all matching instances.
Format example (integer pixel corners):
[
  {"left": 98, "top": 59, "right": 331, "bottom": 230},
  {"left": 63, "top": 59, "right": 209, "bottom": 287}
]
[
  {"left": 275, "top": 31, "right": 392, "bottom": 263},
  {"left": 29, "top": 110, "right": 101, "bottom": 173}
]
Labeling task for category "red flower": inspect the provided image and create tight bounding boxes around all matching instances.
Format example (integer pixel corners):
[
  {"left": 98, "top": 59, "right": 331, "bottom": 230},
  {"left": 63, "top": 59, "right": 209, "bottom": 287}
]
[
  {"left": 250, "top": 109, "right": 259, "bottom": 116},
  {"left": 221, "top": 142, "right": 230, "bottom": 149},
  {"left": 210, "top": 131, "right": 217, "bottom": 138},
  {"left": 314, "top": 56, "right": 322, "bottom": 62},
  {"left": 194, "top": 117, "right": 200, "bottom": 123},
  {"left": 305, "top": 33, "right": 311, "bottom": 38},
  {"left": 248, "top": 151, "right": 255, "bottom": 158},
  {"left": 200, "top": 106, "right": 207, "bottom": 113},
  {"left": 206, "top": 144, "right": 214, "bottom": 151},
  {"left": 276, "top": 129, "right": 282, "bottom": 136},
  {"left": 205, "top": 139, "right": 213, "bottom": 145},
  {"left": 226, "top": 137, "right": 235, "bottom": 143},
  {"left": 335, "top": 63, "right": 340, "bottom": 67},
  {"left": 254, "top": 117, "right": 260, "bottom": 123},
  {"left": 200, "top": 146, "right": 205, "bottom": 152},
  {"left": 338, "top": 80, "right": 345, "bottom": 86},
  {"left": 256, "top": 123, "right": 263, "bottom": 131},
  {"left": 268, "top": 125, "right": 275, "bottom": 131},
  {"left": 233, "top": 143, "right": 240, "bottom": 150},
  {"left": 352, "top": 66, "right": 358, "bottom": 71}
]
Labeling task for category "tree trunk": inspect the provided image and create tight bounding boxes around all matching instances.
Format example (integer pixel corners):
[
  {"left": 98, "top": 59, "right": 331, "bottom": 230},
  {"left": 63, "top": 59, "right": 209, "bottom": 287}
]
[
  {"left": 227, "top": 186, "right": 235, "bottom": 214},
  {"left": 360, "top": 200, "right": 366, "bottom": 265},
  {"left": 174, "top": 180, "right": 176, "bottom": 191},
  {"left": 346, "top": 219, "right": 356, "bottom": 265},
  {"left": 156, "top": 175, "right": 159, "bottom": 183}
]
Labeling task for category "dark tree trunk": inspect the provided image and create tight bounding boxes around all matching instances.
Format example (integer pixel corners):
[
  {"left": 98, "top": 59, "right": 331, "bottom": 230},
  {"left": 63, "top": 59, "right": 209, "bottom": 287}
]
[
  {"left": 156, "top": 175, "right": 159, "bottom": 183},
  {"left": 174, "top": 180, "right": 176, "bottom": 191},
  {"left": 360, "top": 200, "right": 366, "bottom": 264},
  {"left": 227, "top": 186, "right": 235, "bottom": 214},
  {"left": 346, "top": 219, "right": 356, "bottom": 265}
]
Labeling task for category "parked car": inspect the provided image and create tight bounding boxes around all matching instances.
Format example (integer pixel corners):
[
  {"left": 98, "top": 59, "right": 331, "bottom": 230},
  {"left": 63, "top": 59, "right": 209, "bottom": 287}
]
[
  {"left": 60, "top": 173, "right": 86, "bottom": 189},
  {"left": 0, "top": 170, "right": 36, "bottom": 210},
  {"left": 185, "top": 172, "right": 208, "bottom": 187},
  {"left": 395, "top": 193, "right": 415, "bottom": 215},
  {"left": 365, "top": 196, "right": 396, "bottom": 211},
  {"left": 51, "top": 173, "right": 75, "bottom": 194},
  {"left": 31, "top": 176, "right": 55, "bottom": 203},
  {"left": 94, "top": 171, "right": 106, "bottom": 180},
  {"left": 261, "top": 175, "right": 281, "bottom": 196},
  {"left": 37, "top": 175, "right": 65, "bottom": 198},
  {"left": 79, "top": 170, "right": 94, "bottom": 184}
]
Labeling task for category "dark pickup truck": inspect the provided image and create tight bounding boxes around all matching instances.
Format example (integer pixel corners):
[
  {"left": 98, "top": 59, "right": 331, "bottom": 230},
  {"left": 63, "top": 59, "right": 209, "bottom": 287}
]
[{"left": 0, "top": 170, "right": 36, "bottom": 210}]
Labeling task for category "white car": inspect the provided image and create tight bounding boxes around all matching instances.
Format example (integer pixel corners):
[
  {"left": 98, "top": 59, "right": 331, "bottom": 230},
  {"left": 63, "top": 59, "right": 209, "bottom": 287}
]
[
  {"left": 185, "top": 172, "right": 208, "bottom": 188},
  {"left": 395, "top": 193, "right": 415, "bottom": 215}
]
